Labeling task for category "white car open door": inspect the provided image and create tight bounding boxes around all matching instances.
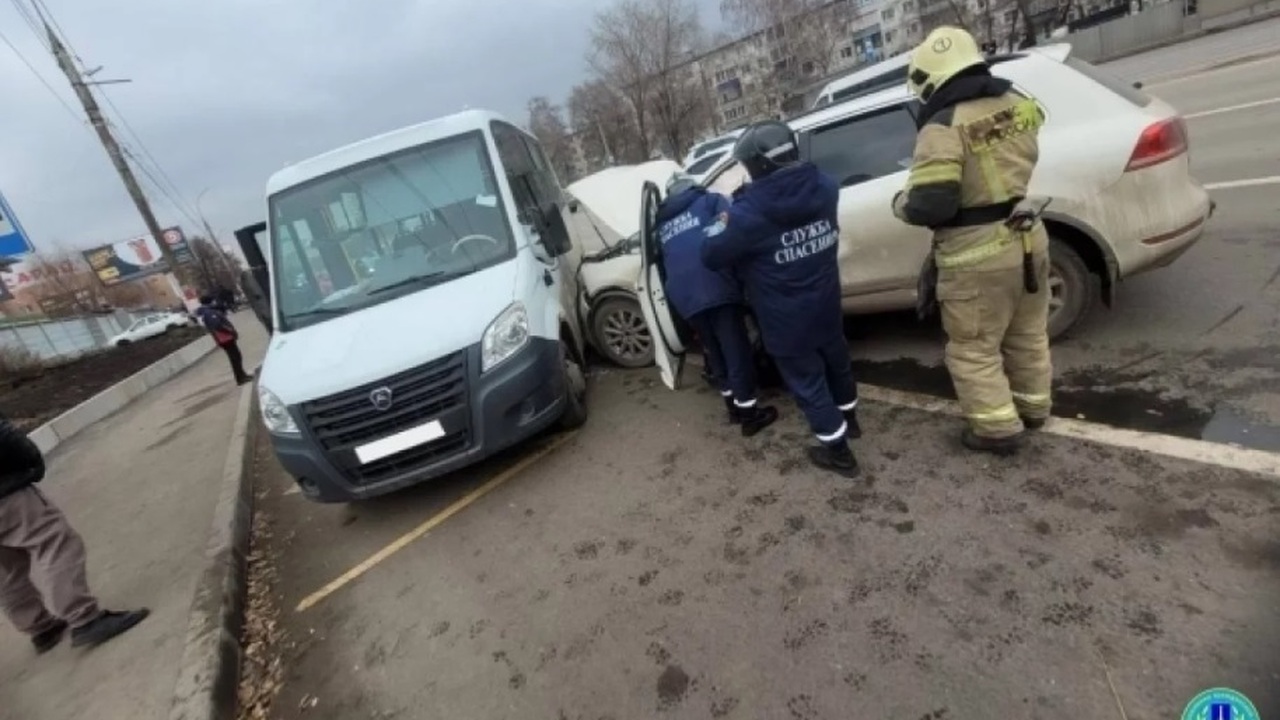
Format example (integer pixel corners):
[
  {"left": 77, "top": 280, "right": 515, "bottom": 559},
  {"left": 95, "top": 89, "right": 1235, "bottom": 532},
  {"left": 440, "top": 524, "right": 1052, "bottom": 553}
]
[{"left": 634, "top": 181, "right": 686, "bottom": 390}]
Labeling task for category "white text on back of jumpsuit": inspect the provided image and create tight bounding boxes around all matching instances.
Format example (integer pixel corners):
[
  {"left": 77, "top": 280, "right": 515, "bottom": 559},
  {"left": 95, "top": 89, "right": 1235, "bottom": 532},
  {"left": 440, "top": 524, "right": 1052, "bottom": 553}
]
[
  {"left": 659, "top": 212, "right": 701, "bottom": 244},
  {"left": 775, "top": 219, "right": 836, "bottom": 265}
]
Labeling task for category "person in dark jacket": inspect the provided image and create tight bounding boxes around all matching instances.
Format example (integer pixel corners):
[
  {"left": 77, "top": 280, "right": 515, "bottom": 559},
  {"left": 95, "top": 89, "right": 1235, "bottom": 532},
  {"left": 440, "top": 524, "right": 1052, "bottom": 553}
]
[
  {"left": 657, "top": 172, "right": 778, "bottom": 436},
  {"left": 195, "top": 294, "right": 251, "bottom": 385},
  {"left": 0, "top": 416, "right": 150, "bottom": 652},
  {"left": 702, "top": 120, "right": 861, "bottom": 478}
]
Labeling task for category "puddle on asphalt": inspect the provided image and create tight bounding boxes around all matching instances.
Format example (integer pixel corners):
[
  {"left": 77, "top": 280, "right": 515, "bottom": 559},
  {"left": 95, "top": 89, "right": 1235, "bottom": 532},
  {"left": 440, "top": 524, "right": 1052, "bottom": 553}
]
[{"left": 851, "top": 357, "right": 1280, "bottom": 453}]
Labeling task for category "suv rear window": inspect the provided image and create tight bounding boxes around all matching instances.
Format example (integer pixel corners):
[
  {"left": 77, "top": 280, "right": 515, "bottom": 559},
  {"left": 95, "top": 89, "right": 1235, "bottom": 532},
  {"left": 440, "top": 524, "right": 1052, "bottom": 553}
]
[{"left": 1064, "top": 56, "right": 1152, "bottom": 107}]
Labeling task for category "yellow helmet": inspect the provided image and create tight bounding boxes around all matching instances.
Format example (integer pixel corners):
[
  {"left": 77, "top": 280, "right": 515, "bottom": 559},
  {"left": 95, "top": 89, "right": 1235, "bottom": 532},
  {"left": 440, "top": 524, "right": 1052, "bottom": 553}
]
[{"left": 907, "top": 26, "right": 986, "bottom": 101}]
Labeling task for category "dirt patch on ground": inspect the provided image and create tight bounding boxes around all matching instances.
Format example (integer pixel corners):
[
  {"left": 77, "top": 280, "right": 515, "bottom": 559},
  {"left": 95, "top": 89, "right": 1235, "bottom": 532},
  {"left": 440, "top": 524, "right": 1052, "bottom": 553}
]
[{"left": 0, "top": 328, "right": 204, "bottom": 431}]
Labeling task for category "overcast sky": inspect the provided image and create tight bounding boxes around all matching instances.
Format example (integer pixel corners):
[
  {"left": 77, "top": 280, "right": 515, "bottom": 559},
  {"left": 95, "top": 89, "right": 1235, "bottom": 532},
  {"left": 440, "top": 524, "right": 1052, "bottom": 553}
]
[{"left": 0, "top": 0, "right": 725, "bottom": 257}]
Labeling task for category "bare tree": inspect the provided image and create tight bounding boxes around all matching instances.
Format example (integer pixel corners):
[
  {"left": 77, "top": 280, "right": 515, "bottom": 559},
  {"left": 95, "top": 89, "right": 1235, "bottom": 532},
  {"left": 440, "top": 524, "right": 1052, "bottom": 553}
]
[
  {"left": 20, "top": 251, "right": 103, "bottom": 316},
  {"left": 568, "top": 79, "right": 646, "bottom": 171},
  {"left": 942, "top": 0, "right": 977, "bottom": 32},
  {"left": 188, "top": 236, "right": 245, "bottom": 294},
  {"left": 589, "top": 0, "right": 711, "bottom": 160},
  {"left": 589, "top": 0, "right": 657, "bottom": 159},
  {"left": 526, "top": 97, "right": 577, "bottom": 181}
]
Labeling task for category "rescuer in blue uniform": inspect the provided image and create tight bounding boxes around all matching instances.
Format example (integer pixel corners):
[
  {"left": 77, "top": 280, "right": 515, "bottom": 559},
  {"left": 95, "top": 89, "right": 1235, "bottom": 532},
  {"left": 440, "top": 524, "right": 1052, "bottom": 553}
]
[
  {"left": 657, "top": 172, "right": 779, "bottom": 436},
  {"left": 702, "top": 121, "right": 861, "bottom": 478}
]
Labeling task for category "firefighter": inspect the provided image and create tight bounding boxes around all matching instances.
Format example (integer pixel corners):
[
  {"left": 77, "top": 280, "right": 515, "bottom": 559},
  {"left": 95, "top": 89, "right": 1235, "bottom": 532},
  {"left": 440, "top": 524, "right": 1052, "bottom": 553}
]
[
  {"left": 703, "top": 121, "right": 861, "bottom": 479},
  {"left": 892, "top": 25, "right": 1052, "bottom": 456},
  {"left": 657, "top": 172, "right": 778, "bottom": 436}
]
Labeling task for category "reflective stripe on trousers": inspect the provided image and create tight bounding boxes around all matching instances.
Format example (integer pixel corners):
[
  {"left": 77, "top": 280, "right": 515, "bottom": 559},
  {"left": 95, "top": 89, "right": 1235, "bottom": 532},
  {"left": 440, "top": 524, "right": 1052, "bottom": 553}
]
[{"left": 935, "top": 225, "right": 1015, "bottom": 270}]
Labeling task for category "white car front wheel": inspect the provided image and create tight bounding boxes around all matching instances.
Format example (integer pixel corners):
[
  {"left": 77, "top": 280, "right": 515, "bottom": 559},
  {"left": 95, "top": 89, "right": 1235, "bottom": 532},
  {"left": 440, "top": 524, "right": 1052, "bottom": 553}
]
[{"left": 591, "top": 296, "right": 654, "bottom": 368}]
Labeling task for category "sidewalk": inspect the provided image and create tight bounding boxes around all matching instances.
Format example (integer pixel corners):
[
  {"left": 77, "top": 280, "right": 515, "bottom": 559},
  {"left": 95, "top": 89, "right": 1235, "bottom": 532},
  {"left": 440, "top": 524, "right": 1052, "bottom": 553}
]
[{"left": 0, "top": 314, "right": 266, "bottom": 720}]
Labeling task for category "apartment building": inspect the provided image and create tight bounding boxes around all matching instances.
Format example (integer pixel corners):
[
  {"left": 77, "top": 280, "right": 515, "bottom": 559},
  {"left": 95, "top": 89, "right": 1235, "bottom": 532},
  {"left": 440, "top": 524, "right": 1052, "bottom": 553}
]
[
  {"left": 880, "top": 0, "right": 926, "bottom": 55},
  {"left": 698, "top": 0, "right": 889, "bottom": 131}
]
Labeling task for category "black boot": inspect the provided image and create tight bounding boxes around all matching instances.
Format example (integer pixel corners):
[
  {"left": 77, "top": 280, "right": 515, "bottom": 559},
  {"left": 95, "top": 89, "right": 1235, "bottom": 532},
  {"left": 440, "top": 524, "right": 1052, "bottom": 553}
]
[
  {"left": 32, "top": 620, "right": 68, "bottom": 654},
  {"left": 723, "top": 397, "right": 743, "bottom": 425},
  {"left": 70, "top": 609, "right": 150, "bottom": 648},
  {"left": 961, "top": 428, "right": 1023, "bottom": 457},
  {"left": 808, "top": 439, "right": 860, "bottom": 478},
  {"left": 843, "top": 409, "right": 863, "bottom": 439},
  {"left": 738, "top": 404, "right": 779, "bottom": 437},
  {"left": 1020, "top": 415, "right": 1046, "bottom": 430}
]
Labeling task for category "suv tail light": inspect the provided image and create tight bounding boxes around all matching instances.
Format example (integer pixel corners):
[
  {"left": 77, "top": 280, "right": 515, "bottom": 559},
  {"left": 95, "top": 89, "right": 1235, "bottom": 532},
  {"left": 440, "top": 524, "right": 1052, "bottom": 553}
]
[{"left": 1125, "top": 117, "right": 1189, "bottom": 171}]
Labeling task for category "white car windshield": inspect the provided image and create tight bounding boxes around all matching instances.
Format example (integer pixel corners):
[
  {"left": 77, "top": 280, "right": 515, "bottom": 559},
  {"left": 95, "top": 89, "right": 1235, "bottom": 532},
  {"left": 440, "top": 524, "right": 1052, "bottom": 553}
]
[{"left": 268, "top": 131, "right": 515, "bottom": 331}]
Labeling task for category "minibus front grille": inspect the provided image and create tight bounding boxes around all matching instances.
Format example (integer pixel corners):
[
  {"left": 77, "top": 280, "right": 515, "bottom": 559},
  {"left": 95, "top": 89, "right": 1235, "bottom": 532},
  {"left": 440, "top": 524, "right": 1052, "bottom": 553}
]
[{"left": 300, "top": 351, "right": 468, "bottom": 451}]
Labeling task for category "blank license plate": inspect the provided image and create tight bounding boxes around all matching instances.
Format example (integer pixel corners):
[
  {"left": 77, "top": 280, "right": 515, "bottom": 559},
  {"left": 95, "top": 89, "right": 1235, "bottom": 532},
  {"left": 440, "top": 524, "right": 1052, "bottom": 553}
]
[{"left": 354, "top": 419, "right": 445, "bottom": 465}]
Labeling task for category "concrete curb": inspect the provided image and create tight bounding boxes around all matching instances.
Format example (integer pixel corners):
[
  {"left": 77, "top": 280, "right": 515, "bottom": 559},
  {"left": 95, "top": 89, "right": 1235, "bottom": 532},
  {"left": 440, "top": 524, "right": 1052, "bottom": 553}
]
[
  {"left": 168, "top": 382, "right": 258, "bottom": 720},
  {"left": 27, "top": 336, "right": 216, "bottom": 455}
]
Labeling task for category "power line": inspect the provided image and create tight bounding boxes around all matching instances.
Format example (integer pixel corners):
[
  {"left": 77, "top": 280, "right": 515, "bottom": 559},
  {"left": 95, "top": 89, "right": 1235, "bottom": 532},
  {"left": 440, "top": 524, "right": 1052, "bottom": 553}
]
[
  {"left": 99, "top": 90, "right": 202, "bottom": 222},
  {"left": 31, "top": 0, "right": 204, "bottom": 234},
  {"left": 0, "top": 26, "right": 83, "bottom": 125},
  {"left": 8, "top": 0, "right": 45, "bottom": 48},
  {"left": 124, "top": 145, "right": 202, "bottom": 228}
]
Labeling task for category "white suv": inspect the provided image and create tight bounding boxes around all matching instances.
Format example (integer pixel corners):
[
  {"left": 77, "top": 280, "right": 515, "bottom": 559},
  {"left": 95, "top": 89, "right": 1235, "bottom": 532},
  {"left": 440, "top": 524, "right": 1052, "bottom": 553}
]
[{"left": 698, "top": 43, "right": 1213, "bottom": 341}]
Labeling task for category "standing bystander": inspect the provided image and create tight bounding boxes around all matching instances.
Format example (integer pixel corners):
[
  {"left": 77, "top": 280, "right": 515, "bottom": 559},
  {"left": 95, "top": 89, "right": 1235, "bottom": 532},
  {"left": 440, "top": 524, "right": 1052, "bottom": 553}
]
[{"left": 0, "top": 416, "right": 150, "bottom": 652}]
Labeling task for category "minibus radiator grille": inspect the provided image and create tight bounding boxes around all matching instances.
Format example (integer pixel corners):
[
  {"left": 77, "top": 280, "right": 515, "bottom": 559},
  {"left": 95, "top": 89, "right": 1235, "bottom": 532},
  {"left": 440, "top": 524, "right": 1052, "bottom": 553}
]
[{"left": 300, "top": 351, "right": 468, "bottom": 458}]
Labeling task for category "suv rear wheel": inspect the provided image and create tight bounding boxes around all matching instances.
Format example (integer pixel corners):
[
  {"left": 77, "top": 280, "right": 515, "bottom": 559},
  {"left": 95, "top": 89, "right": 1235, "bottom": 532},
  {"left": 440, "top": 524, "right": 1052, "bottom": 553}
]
[{"left": 1047, "top": 236, "right": 1096, "bottom": 341}]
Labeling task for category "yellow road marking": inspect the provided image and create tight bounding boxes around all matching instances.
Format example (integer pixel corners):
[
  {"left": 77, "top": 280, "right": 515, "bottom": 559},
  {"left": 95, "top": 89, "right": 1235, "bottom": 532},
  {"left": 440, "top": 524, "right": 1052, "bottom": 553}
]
[{"left": 295, "top": 432, "right": 578, "bottom": 613}]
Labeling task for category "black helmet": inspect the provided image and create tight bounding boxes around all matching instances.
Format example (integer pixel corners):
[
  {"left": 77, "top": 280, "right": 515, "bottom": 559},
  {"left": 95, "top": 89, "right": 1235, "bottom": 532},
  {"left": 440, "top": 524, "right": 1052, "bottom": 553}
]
[{"left": 732, "top": 120, "right": 799, "bottom": 180}]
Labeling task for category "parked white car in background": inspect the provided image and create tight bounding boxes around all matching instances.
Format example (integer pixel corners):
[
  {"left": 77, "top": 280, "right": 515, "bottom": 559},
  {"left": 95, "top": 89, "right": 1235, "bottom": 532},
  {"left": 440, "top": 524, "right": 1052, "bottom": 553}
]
[
  {"left": 696, "top": 43, "right": 1212, "bottom": 347},
  {"left": 680, "top": 129, "right": 743, "bottom": 183},
  {"left": 109, "top": 312, "right": 193, "bottom": 347}
]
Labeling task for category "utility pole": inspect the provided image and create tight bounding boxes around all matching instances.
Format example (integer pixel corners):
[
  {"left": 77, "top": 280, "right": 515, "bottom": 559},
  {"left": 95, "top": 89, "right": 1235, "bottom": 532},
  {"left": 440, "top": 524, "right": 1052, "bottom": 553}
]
[{"left": 44, "top": 22, "right": 180, "bottom": 273}]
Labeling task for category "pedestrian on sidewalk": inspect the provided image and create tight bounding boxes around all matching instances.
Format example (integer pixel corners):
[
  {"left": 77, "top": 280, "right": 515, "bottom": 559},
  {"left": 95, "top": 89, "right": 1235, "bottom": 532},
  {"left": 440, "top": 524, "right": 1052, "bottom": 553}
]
[
  {"left": 196, "top": 294, "right": 252, "bottom": 386},
  {"left": 0, "top": 417, "right": 150, "bottom": 653}
]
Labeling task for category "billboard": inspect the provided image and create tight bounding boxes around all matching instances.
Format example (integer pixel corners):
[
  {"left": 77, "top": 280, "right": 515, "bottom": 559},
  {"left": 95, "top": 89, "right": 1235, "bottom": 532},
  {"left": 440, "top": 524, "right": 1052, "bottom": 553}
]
[
  {"left": 82, "top": 226, "right": 193, "bottom": 286},
  {"left": 0, "top": 191, "right": 35, "bottom": 258}
]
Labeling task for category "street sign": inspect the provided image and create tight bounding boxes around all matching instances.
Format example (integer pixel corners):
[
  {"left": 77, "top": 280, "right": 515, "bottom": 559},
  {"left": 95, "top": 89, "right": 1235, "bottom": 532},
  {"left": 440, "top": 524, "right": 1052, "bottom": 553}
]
[{"left": 0, "top": 191, "right": 35, "bottom": 258}]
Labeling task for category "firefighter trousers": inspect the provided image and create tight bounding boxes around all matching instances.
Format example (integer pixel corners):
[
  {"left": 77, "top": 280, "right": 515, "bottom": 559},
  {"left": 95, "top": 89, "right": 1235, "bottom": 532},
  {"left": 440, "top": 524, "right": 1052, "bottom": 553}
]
[{"left": 936, "top": 253, "right": 1052, "bottom": 438}]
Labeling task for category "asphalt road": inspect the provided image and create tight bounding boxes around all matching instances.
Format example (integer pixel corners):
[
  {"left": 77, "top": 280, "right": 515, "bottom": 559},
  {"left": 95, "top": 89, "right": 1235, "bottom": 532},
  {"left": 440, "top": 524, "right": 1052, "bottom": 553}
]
[
  {"left": 253, "top": 369, "right": 1280, "bottom": 720},
  {"left": 239, "top": 31, "right": 1280, "bottom": 720},
  {"left": 852, "top": 51, "right": 1280, "bottom": 450}
]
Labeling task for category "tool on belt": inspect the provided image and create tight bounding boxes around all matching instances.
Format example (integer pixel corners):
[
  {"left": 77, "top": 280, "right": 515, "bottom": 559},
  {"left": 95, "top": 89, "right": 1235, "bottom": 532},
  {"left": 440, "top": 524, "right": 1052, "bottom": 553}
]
[{"left": 1004, "top": 196, "right": 1052, "bottom": 294}]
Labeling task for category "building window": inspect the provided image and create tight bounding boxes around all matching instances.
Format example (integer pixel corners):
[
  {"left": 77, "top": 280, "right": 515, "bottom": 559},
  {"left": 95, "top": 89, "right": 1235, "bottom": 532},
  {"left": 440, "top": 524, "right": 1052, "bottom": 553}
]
[
  {"left": 840, "top": 45, "right": 854, "bottom": 58},
  {"left": 714, "top": 66, "right": 738, "bottom": 84},
  {"left": 766, "top": 24, "right": 787, "bottom": 41},
  {"left": 904, "top": 0, "right": 915, "bottom": 10},
  {"left": 717, "top": 78, "right": 743, "bottom": 104},
  {"left": 802, "top": 60, "right": 816, "bottom": 75},
  {"left": 885, "top": 29, "right": 895, "bottom": 43},
  {"left": 910, "top": 21, "right": 920, "bottom": 32},
  {"left": 883, "top": 7, "right": 896, "bottom": 19},
  {"left": 724, "top": 105, "right": 748, "bottom": 122}
]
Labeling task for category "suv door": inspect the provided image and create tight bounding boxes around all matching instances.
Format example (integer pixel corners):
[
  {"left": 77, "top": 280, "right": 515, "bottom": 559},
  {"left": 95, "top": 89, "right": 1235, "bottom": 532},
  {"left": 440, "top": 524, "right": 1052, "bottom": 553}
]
[
  {"left": 801, "top": 102, "right": 932, "bottom": 299},
  {"left": 635, "top": 180, "right": 686, "bottom": 390}
]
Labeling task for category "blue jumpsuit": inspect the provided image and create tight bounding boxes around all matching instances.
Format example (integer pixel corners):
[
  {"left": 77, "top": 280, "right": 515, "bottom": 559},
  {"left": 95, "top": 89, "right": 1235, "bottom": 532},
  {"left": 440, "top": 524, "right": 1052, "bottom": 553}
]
[
  {"left": 702, "top": 163, "right": 858, "bottom": 443},
  {"left": 656, "top": 186, "right": 758, "bottom": 406}
]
